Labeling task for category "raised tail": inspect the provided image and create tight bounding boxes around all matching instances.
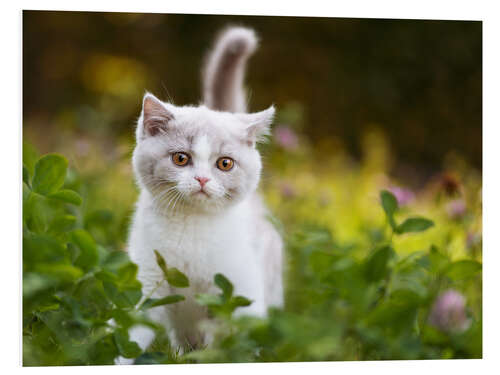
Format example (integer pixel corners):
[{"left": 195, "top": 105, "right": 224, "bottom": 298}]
[{"left": 202, "top": 26, "right": 258, "bottom": 113}]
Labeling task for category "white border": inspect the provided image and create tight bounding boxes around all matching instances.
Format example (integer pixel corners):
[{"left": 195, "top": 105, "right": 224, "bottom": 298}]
[
  {"left": 3, "top": 1, "right": 499, "bottom": 374},
  {"left": 16, "top": 0, "right": 486, "bottom": 20}
]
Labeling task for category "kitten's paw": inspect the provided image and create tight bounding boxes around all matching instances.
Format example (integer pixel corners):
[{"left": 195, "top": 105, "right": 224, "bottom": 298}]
[{"left": 114, "top": 356, "right": 135, "bottom": 365}]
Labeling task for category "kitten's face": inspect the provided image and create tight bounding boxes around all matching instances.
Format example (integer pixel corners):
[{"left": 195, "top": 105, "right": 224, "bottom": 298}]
[{"left": 132, "top": 94, "right": 274, "bottom": 214}]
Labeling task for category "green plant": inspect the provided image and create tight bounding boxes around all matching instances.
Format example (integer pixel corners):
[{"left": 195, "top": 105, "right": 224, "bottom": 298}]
[
  {"left": 183, "top": 190, "right": 482, "bottom": 363},
  {"left": 22, "top": 151, "right": 482, "bottom": 365},
  {"left": 23, "top": 153, "right": 187, "bottom": 365}
]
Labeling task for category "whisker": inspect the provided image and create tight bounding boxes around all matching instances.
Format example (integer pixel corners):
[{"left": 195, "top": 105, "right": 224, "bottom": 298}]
[{"left": 171, "top": 191, "right": 184, "bottom": 214}]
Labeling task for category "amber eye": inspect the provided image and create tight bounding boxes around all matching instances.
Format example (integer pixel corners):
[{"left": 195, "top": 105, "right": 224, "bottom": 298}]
[
  {"left": 172, "top": 152, "right": 190, "bottom": 166},
  {"left": 216, "top": 157, "right": 234, "bottom": 171}
]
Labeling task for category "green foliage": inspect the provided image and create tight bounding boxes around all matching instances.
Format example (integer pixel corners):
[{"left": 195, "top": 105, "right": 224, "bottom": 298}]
[
  {"left": 445, "top": 260, "right": 482, "bottom": 281},
  {"left": 154, "top": 250, "right": 190, "bottom": 288},
  {"left": 23, "top": 146, "right": 482, "bottom": 365},
  {"left": 32, "top": 154, "right": 68, "bottom": 195},
  {"left": 23, "top": 153, "right": 185, "bottom": 366},
  {"left": 196, "top": 274, "right": 252, "bottom": 317},
  {"left": 364, "top": 245, "right": 394, "bottom": 282},
  {"left": 397, "top": 218, "right": 435, "bottom": 234},
  {"left": 185, "top": 191, "right": 481, "bottom": 363},
  {"left": 139, "top": 295, "right": 185, "bottom": 310},
  {"left": 381, "top": 190, "right": 435, "bottom": 235},
  {"left": 49, "top": 189, "right": 83, "bottom": 206},
  {"left": 381, "top": 190, "right": 398, "bottom": 230}
]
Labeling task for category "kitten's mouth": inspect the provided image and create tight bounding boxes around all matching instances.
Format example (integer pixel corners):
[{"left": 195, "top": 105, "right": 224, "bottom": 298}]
[{"left": 195, "top": 189, "right": 210, "bottom": 197}]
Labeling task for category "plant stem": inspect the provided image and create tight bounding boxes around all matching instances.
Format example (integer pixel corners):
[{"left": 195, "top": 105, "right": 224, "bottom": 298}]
[{"left": 135, "top": 279, "right": 166, "bottom": 311}]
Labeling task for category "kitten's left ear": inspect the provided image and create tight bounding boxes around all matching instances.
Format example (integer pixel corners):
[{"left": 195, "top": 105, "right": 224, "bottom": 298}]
[
  {"left": 137, "top": 93, "right": 175, "bottom": 140},
  {"left": 236, "top": 106, "right": 275, "bottom": 145}
]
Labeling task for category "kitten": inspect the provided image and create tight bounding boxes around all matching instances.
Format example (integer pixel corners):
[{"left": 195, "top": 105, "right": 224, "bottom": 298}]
[{"left": 121, "top": 27, "right": 283, "bottom": 360}]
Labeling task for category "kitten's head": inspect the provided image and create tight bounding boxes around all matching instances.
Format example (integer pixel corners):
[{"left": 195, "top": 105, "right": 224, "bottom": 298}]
[{"left": 132, "top": 93, "right": 274, "bottom": 214}]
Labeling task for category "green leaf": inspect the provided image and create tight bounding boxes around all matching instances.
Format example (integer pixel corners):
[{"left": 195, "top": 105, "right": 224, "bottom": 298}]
[
  {"left": 103, "top": 281, "right": 140, "bottom": 308},
  {"left": 23, "top": 182, "right": 30, "bottom": 203},
  {"left": 23, "top": 233, "right": 67, "bottom": 266},
  {"left": 102, "top": 250, "right": 131, "bottom": 271},
  {"left": 214, "top": 273, "right": 233, "bottom": 300},
  {"left": 48, "top": 189, "right": 82, "bottom": 206},
  {"left": 230, "top": 295, "right": 252, "bottom": 308},
  {"left": 380, "top": 190, "right": 398, "bottom": 229},
  {"left": 113, "top": 328, "right": 142, "bottom": 358},
  {"left": 427, "top": 246, "right": 450, "bottom": 274},
  {"left": 32, "top": 154, "right": 68, "bottom": 196},
  {"left": 166, "top": 268, "right": 190, "bottom": 288},
  {"left": 195, "top": 293, "right": 223, "bottom": 307},
  {"left": 389, "top": 288, "right": 423, "bottom": 305},
  {"left": 421, "top": 324, "right": 450, "bottom": 345},
  {"left": 23, "top": 141, "right": 40, "bottom": 177},
  {"left": 49, "top": 215, "right": 77, "bottom": 233},
  {"left": 22, "top": 183, "right": 31, "bottom": 228},
  {"left": 95, "top": 269, "right": 119, "bottom": 283},
  {"left": 396, "top": 217, "right": 434, "bottom": 234},
  {"left": 364, "top": 293, "right": 420, "bottom": 332},
  {"left": 33, "top": 263, "right": 84, "bottom": 282},
  {"left": 70, "top": 229, "right": 98, "bottom": 271},
  {"left": 140, "top": 295, "right": 185, "bottom": 310},
  {"left": 116, "top": 263, "right": 142, "bottom": 291},
  {"left": 122, "top": 290, "right": 142, "bottom": 306},
  {"left": 153, "top": 250, "right": 189, "bottom": 288},
  {"left": 24, "top": 192, "right": 51, "bottom": 233},
  {"left": 23, "top": 164, "right": 30, "bottom": 186},
  {"left": 309, "top": 251, "right": 337, "bottom": 279},
  {"left": 446, "top": 260, "right": 482, "bottom": 281},
  {"left": 364, "top": 245, "right": 395, "bottom": 282},
  {"left": 23, "top": 273, "right": 57, "bottom": 298},
  {"left": 111, "top": 309, "right": 135, "bottom": 329},
  {"left": 154, "top": 250, "right": 168, "bottom": 275}
]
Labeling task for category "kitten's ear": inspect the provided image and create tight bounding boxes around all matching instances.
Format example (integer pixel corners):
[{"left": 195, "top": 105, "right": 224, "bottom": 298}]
[
  {"left": 138, "top": 93, "right": 175, "bottom": 139},
  {"left": 236, "top": 106, "right": 275, "bottom": 146}
]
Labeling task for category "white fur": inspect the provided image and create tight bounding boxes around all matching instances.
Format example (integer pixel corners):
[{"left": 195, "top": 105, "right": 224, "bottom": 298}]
[
  {"left": 127, "top": 190, "right": 281, "bottom": 349},
  {"left": 118, "top": 27, "right": 283, "bottom": 362}
]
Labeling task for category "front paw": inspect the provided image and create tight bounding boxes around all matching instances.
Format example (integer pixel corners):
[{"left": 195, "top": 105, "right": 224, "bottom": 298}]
[{"left": 114, "top": 356, "right": 135, "bottom": 365}]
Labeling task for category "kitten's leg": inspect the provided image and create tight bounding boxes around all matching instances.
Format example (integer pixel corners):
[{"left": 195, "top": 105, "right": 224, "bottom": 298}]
[
  {"left": 114, "top": 304, "right": 173, "bottom": 365},
  {"left": 114, "top": 324, "right": 155, "bottom": 365},
  {"left": 167, "top": 299, "right": 210, "bottom": 351},
  {"left": 232, "top": 270, "right": 268, "bottom": 317}
]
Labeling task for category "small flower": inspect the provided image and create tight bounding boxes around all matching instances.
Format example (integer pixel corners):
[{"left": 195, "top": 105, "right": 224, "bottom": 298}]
[
  {"left": 428, "top": 289, "right": 471, "bottom": 333},
  {"left": 387, "top": 186, "right": 415, "bottom": 206},
  {"left": 446, "top": 199, "right": 467, "bottom": 219},
  {"left": 274, "top": 125, "right": 299, "bottom": 150},
  {"left": 279, "top": 181, "right": 297, "bottom": 199},
  {"left": 75, "top": 139, "right": 90, "bottom": 157},
  {"left": 466, "top": 232, "right": 481, "bottom": 249}
]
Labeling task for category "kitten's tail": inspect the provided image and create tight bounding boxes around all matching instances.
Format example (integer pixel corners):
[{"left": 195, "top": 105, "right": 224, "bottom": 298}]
[{"left": 202, "top": 26, "right": 258, "bottom": 113}]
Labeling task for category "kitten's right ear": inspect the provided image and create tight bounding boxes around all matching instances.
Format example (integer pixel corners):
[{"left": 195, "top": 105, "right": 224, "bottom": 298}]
[{"left": 138, "top": 93, "right": 175, "bottom": 140}]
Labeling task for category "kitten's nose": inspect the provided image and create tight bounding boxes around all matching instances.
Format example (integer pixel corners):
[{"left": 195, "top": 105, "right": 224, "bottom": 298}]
[{"left": 194, "top": 176, "right": 210, "bottom": 188}]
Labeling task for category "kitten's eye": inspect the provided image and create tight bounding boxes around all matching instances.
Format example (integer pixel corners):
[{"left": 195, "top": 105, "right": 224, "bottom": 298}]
[
  {"left": 216, "top": 157, "right": 234, "bottom": 171},
  {"left": 172, "top": 152, "right": 190, "bottom": 166}
]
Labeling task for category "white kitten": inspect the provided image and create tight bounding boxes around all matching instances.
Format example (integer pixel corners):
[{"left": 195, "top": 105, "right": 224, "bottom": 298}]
[{"left": 121, "top": 27, "right": 283, "bottom": 360}]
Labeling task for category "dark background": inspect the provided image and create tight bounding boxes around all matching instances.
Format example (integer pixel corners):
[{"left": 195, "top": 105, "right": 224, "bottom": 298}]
[{"left": 23, "top": 11, "right": 482, "bottom": 179}]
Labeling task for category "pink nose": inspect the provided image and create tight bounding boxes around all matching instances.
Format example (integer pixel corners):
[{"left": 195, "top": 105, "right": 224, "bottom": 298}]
[{"left": 195, "top": 176, "right": 210, "bottom": 188}]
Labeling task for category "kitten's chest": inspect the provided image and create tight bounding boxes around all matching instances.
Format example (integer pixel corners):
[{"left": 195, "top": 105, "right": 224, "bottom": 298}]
[{"left": 143, "top": 210, "right": 252, "bottom": 283}]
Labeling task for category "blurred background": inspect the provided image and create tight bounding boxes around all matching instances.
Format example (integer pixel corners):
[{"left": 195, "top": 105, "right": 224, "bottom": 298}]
[
  {"left": 23, "top": 11, "right": 482, "bottom": 256},
  {"left": 23, "top": 12, "right": 481, "bottom": 170}
]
